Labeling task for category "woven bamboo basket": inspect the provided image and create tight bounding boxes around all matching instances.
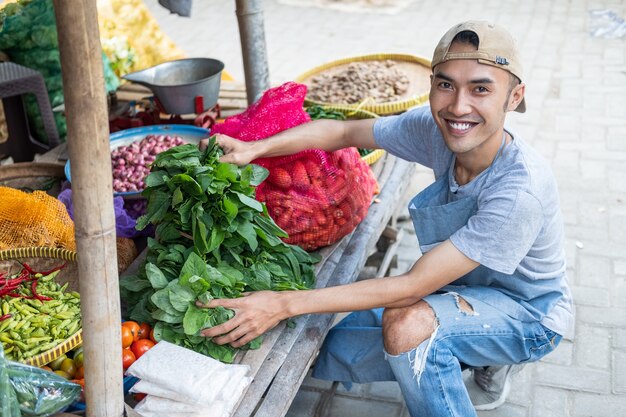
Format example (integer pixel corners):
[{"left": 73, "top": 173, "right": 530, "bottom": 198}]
[
  {"left": 310, "top": 105, "right": 386, "bottom": 165},
  {"left": 296, "top": 53, "right": 431, "bottom": 115},
  {"left": 0, "top": 247, "right": 82, "bottom": 367},
  {"left": 0, "top": 162, "right": 66, "bottom": 196}
]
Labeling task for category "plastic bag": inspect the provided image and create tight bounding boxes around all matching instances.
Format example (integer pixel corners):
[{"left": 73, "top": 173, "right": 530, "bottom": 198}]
[
  {"left": 0, "top": 345, "right": 81, "bottom": 417},
  {"left": 211, "top": 82, "right": 378, "bottom": 250},
  {"left": 126, "top": 341, "right": 250, "bottom": 406},
  {"left": 589, "top": 9, "right": 626, "bottom": 38},
  {"left": 57, "top": 188, "right": 144, "bottom": 238},
  {"left": 133, "top": 394, "right": 223, "bottom": 417},
  {"left": 0, "top": 345, "right": 20, "bottom": 417}
]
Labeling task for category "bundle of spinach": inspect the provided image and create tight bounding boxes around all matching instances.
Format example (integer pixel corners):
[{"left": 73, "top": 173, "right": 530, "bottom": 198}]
[{"left": 120, "top": 137, "right": 319, "bottom": 363}]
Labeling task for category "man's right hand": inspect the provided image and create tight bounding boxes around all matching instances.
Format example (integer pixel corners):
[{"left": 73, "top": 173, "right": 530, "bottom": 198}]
[{"left": 199, "top": 134, "right": 258, "bottom": 166}]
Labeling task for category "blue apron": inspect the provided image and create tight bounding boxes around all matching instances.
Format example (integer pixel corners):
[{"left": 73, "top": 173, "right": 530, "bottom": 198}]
[{"left": 313, "top": 136, "right": 563, "bottom": 383}]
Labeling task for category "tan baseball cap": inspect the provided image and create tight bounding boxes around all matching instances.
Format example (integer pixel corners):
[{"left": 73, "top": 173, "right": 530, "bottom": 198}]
[{"left": 431, "top": 21, "right": 526, "bottom": 113}]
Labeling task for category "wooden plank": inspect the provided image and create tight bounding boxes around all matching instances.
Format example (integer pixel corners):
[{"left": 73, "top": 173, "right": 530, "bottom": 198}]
[
  {"left": 377, "top": 227, "right": 404, "bottom": 278},
  {"left": 233, "top": 236, "right": 350, "bottom": 417},
  {"left": 252, "top": 157, "right": 414, "bottom": 417},
  {"left": 382, "top": 225, "right": 399, "bottom": 241},
  {"left": 254, "top": 312, "right": 335, "bottom": 417},
  {"left": 373, "top": 152, "right": 396, "bottom": 191}
]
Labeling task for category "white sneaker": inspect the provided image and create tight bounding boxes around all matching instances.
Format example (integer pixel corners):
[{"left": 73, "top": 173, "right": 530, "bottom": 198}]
[{"left": 464, "top": 365, "right": 524, "bottom": 411}]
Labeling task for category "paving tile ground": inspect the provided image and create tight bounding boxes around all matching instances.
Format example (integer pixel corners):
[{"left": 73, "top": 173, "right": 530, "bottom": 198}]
[{"left": 145, "top": 0, "right": 626, "bottom": 415}]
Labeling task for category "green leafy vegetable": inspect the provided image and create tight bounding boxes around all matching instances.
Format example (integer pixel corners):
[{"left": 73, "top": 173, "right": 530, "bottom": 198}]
[{"left": 121, "top": 137, "right": 320, "bottom": 362}]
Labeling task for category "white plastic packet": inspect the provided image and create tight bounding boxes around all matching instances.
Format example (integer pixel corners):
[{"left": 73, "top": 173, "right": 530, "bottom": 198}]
[
  {"left": 134, "top": 394, "right": 226, "bottom": 417},
  {"left": 130, "top": 380, "right": 192, "bottom": 402},
  {"left": 126, "top": 341, "right": 251, "bottom": 407},
  {"left": 211, "top": 367, "right": 252, "bottom": 414}
]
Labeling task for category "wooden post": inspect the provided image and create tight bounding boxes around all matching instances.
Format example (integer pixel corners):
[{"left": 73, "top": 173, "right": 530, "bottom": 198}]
[
  {"left": 53, "top": 1, "right": 124, "bottom": 416},
  {"left": 236, "top": 0, "right": 270, "bottom": 104}
]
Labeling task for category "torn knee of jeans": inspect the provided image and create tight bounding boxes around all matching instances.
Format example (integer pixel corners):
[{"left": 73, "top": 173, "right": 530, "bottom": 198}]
[
  {"left": 443, "top": 292, "right": 479, "bottom": 316},
  {"left": 458, "top": 297, "right": 475, "bottom": 314},
  {"left": 383, "top": 304, "right": 438, "bottom": 355},
  {"left": 409, "top": 320, "right": 440, "bottom": 386},
  {"left": 385, "top": 316, "right": 440, "bottom": 387}
]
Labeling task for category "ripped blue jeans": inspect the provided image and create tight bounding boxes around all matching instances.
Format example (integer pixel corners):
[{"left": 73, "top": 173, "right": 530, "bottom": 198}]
[{"left": 312, "top": 291, "right": 561, "bottom": 417}]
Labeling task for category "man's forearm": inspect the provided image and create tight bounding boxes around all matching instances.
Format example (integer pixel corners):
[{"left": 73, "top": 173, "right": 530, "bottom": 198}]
[
  {"left": 249, "top": 119, "right": 346, "bottom": 160},
  {"left": 281, "top": 240, "right": 480, "bottom": 318},
  {"left": 282, "top": 273, "right": 425, "bottom": 318},
  {"left": 247, "top": 118, "right": 378, "bottom": 160}
]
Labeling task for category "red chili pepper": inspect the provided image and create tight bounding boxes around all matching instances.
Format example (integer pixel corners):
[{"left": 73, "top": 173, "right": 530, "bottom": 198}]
[
  {"left": 0, "top": 274, "right": 25, "bottom": 295},
  {"left": 0, "top": 314, "right": 12, "bottom": 321},
  {"left": 1, "top": 278, "right": 25, "bottom": 286},
  {"left": 20, "top": 262, "right": 35, "bottom": 275},
  {"left": 4, "top": 292, "right": 31, "bottom": 298},
  {"left": 0, "top": 284, "right": 20, "bottom": 295},
  {"left": 38, "top": 263, "right": 67, "bottom": 276},
  {"left": 31, "top": 280, "right": 52, "bottom": 301}
]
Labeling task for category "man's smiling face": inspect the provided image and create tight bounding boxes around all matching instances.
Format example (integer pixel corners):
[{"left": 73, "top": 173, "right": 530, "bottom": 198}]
[{"left": 429, "top": 42, "right": 523, "bottom": 157}]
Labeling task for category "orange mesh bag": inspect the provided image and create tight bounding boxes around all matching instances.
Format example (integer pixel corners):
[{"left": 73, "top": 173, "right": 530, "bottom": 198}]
[
  {"left": 211, "top": 82, "right": 377, "bottom": 250},
  {"left": 0, "top": 186, "right": 76, "bottom": 250}
]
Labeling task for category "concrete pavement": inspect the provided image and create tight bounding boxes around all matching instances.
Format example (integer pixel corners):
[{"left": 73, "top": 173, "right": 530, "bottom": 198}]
[{"left": 144, "top": 0, "right": 626, "bottom": 415}]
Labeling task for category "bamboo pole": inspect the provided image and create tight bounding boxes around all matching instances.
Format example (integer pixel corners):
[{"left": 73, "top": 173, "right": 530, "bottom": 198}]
[
  {"left": 236, "top": 0, "right": 270, "bottom": 104},
  {"left": 53, "top": 1, "right": 124, "bottom": 416}
]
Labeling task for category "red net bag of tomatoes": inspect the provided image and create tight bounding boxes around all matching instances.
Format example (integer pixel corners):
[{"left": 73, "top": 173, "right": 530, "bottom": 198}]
[{"left": 211, "top": 82, "right": 377, "bottom": 250}]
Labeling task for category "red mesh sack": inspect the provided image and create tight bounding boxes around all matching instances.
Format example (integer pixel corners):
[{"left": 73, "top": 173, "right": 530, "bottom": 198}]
[{"left": 211, "top": 82, "right": 377, "bottom": 250}]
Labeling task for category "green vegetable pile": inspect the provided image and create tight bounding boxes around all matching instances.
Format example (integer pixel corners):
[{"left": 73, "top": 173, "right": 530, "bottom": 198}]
[
  {"left": 0, "top": 269, "right": 81, "bottom": 363},
  {"left": 120, "top": 138, "right": 319, "bottom": 362},
  {"left": 305, "top": 105, "right": 347, "bottom": 121}
]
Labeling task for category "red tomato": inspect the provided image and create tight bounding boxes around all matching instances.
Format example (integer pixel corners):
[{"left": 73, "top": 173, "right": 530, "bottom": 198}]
[
  {"left": 121, "top": 325, "right": 133, "bottom": 348},
  {"left": 122, "top": 348, "right": 136, "bottom": 370},
  {"left": 70, "top": 378, "right": 85, "bottom": 390},
  {"left": 74, "top": 365, "right": 85, "bottom": 380},
  {"left": 130, "top": 339, "right": 155, "bottom": 360},
  {"left": 122, "top": 321, "right": 141, "bottom": 343},
  {"left": 150, "top": 329, "right": 159, "bottom": 344},
  {"left": 70, "top": 378, "right": 86, "bottom": 402},
  {"left": 137, "top": 323, "right": 151, "bottom": 340}
]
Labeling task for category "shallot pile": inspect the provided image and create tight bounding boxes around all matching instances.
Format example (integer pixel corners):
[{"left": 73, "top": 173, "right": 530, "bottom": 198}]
[{"left": 111, "top": 134, "right": 184, "bottom": 193}]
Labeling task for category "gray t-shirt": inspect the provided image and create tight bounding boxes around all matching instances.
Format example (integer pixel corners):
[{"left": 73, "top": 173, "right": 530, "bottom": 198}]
[{"left": 373, "top": 105, "right": 573, "bottom": 335}]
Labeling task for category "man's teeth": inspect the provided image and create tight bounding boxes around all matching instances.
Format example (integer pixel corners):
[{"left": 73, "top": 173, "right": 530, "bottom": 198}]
[{"left": 449, "top": 121, "right": 473, "bottom": 130}]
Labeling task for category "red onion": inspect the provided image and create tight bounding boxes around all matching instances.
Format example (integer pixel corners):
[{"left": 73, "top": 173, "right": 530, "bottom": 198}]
[{"left": 110, "top": 134, "right": 186, "bottom": 193}]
